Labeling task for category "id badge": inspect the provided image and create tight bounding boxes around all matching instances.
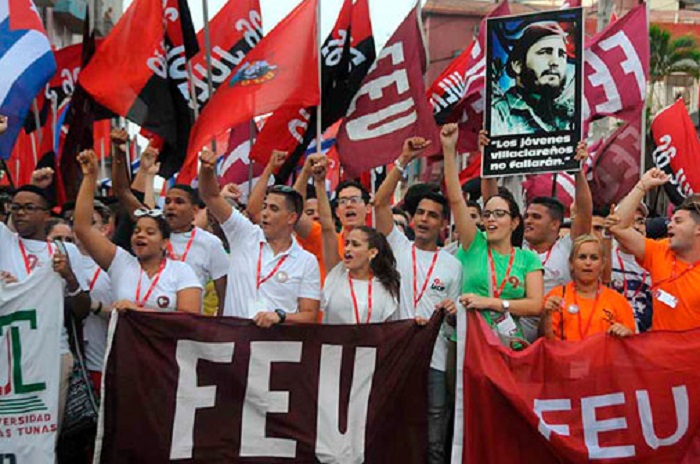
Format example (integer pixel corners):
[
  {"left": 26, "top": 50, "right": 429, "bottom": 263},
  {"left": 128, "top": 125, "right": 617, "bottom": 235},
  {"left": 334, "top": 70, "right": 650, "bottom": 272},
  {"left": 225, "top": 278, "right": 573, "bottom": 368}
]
[{"left": 655, "top": 289, "right": 678, "bottom": 309}]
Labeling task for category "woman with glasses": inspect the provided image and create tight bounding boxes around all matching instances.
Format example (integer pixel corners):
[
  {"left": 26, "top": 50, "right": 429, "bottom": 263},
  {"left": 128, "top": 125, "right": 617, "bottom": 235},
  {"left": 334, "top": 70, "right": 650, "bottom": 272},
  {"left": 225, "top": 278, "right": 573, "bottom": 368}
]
[
  {"left": 310, "top": 155, "right": 400, "bottom": 324},
  {"left": 442, "top": 124, "right": 544, "bottom": 346},
  {"left": 74, "top": 150, "right": 202, "bottom": 313},
  {"left": 542, "top": 235, "right": 635, "bottom": 340}
]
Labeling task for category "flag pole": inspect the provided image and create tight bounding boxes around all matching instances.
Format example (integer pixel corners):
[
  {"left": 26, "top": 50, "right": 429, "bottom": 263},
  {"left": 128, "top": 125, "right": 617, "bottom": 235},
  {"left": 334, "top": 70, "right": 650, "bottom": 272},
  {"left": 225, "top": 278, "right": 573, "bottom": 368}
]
[
  {"left": 640, "top": 0, "right": 649, "bottom": 179},
  {"left": 202, "top": 0, "right": 217, "bottom": 154},
  {"left": 29, "top": 132, "right": 38, "bottom": 166},
  {"left": 187, "top": 63, "right": 200, "bottom": 119},
  {"left": 248, "top": 120, "right": 255, "bottom": 193},
  {"left": 32, "top": 99, "right": 42, "bottom": 148},
  {"left": 315, "top": 0, "right": 322, "bottom": 158}
]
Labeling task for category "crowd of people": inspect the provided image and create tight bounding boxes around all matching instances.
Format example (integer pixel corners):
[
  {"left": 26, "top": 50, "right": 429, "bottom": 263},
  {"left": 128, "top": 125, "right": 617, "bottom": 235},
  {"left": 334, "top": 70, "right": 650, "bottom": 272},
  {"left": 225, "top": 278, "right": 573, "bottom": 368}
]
[{"left": 1, "top": 118, "right": 699, "bottom": 463}]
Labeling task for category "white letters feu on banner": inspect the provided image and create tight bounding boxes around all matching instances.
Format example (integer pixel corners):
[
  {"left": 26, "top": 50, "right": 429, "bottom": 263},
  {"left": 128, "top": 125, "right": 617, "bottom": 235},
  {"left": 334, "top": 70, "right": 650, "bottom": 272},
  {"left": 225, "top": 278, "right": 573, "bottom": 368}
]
[{"left": 0, "top": 267, "right": 63, "bottom": 463}]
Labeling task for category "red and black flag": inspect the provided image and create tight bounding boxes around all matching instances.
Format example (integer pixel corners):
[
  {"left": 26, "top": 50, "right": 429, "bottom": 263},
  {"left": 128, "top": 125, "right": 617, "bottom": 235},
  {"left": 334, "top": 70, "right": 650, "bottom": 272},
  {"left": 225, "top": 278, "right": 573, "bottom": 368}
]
[
  {"left": 187, "top": 0, "right": 262, "bottom": 110},
  {"left": 182, "top": 0, "right": 320, "bottom": 184},
  {"left": 79, "top": 0, "right": 199, "bottom": 179},
  {"left": 251, "top": 0, "right": 375, "bottom": 181}
]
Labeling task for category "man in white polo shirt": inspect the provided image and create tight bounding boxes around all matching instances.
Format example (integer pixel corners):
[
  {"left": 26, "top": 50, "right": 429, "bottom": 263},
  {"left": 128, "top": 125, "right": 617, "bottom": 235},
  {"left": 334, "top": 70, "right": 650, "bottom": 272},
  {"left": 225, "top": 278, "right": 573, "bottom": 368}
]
[
  {"left": 374, "top": 138, "right": 463, "bottom": 464},
  {"left": 198, "top": 148, "right": 321, "bottom": 325}
]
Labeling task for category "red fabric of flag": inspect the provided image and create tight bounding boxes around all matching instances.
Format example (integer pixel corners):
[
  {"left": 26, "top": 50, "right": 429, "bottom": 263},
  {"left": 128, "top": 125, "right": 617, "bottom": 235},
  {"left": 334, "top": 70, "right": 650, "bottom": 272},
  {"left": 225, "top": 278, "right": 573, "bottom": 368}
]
[{"left": 183, "top": 0, "right": 319, "bottom": 182}]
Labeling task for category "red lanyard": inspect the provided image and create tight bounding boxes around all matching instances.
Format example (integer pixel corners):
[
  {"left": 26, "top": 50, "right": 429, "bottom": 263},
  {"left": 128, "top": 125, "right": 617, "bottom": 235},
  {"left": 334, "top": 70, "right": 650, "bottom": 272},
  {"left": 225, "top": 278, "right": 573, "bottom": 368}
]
[
  {"left": 167, "top": 228, "right": 197, "bottom": 262},
  {"left": 615, "top": 249, "right": 647, "bottom": 299},
  {"left": 135, "top": 260, "right": 166, "bottom": 307},
  {"left": 573, "top": 284, "right": 602, "bottom": 339},
  {"left": 256, "top": 242, "right": 289, "bottom": 290},
  {"left": 651, "top": 256, "right": 700, "bottom": 290},
  {"left": 18, "top": 240, "right": 54, "bottom": 274},
  {"left": 488, "top": 247, "right": 515, "bottom": 298},
  {"left": 348, "top": 274, "right": 373, "bottom": 324},
  {"left": 540, "top": 241, "right": 556, "bottom": 267},
  {"left": 89, "top": 268, "right": 102, "bottom": 292},
  {"left": 412, "top": 245, "right": 439, "bottom": 308}
]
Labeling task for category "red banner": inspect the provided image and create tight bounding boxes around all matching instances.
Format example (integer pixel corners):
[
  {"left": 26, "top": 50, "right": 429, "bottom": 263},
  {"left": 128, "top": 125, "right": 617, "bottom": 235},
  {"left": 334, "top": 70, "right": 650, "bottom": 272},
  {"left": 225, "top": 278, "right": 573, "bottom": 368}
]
[
  {"left": 583, "top": 4, "right": 649, "bottom": 128},
  {"left": 336, "top": 6, "right": 438, "bottom": 177},
  {"left": 96, "top": 311, "right": 440, "bottom": 462},
  {"left": 651, "top": 99, "right": 700, "bottom": 205},
  {"left": 456, "top": 312, "right": 700, "bottom": 463}
]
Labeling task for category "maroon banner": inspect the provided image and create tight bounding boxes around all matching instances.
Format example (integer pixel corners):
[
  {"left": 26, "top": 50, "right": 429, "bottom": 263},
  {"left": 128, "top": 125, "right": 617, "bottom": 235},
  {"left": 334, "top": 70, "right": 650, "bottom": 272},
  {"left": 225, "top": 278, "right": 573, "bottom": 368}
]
[
  {"left": 588, "top": 110, "right": 642, "bottom": 209},
  {"left": 426, "top": 0, "right": 510, "bottom": 152},
  {"left": 336, "top": 6, "right": 438, "bottom": 177},
  {"left": 457, "top": 311, "right": 700, "bottom": 463},
  {"left": 96, "top": 311, "right": 441, "bottom": 462},
  {"left": 651, "top": 99, "right": 700, "bottom": 205},
  {"left": 583, "top": 4, "right": 648, "bottom": 128}
]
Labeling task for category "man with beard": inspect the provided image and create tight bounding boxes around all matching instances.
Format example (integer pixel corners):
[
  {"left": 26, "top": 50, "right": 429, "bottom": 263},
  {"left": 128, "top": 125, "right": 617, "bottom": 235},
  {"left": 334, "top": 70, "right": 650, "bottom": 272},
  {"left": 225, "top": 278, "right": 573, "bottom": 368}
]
[{"left": 491, "top": 21, "right": 574, "bottom": 135}]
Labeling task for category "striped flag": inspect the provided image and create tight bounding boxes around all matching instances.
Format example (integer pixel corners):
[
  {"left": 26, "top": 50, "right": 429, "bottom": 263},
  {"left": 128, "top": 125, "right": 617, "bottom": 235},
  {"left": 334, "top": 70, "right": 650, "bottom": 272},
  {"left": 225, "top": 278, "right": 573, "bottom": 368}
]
[{"left": 0, "top": 0, "right": 56, "bottom": 159}]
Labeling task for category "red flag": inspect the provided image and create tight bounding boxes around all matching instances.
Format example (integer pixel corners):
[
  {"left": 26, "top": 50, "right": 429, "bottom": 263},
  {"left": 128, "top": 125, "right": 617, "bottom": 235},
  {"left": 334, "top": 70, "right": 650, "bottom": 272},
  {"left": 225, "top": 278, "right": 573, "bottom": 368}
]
[
  {"left": 183, "top": 0, "right": 319, "bottom": 182},
  {"left": 249, "top": 0, "right": 352, "bottom": 166},
  {"left": 458, "top": 153, "right": 482, "bottom": 185},
  {"left": 561, "top": 0, "right": 581, "bottom": 8},
  {"left": 218, "top": 122, "right": 261, "bottom": 185},
  {"left": 651, "top": 99, "right": 700, "bottom": 205},
  {"left": 456, "top": 311, "right": 700, "bottom": 463},
  {"left": 426, "top": 0, "right": 510, "bottom": 152},
  {"left": 588, "top": 111, "right": 642, "bottom": 209},
  {"left": 583, "top": 4, "right": 649, "bottom": 128},
  {"left": 523, "top": 172, "right": 576, "bottom": 211},
  {"left": 336, "top": 6, "right": 438, "bottom": 178}
]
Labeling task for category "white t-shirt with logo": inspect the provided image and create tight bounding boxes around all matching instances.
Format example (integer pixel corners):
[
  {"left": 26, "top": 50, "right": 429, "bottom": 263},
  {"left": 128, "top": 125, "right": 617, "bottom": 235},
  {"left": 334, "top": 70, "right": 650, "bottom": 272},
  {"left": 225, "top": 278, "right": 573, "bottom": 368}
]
[
  {"left": 322, "top": 263, "right": 399, "bottom": 324},
  {"left": 107, "top": 247, "right": 202, "bottom": 311},
  {"left": 78, "top": 254, "right": 113, "bottom": 372},
  {"left": 168, "top": 227, "right": 229, "bottom": 287},
  {"left": 0, "top": 222, "right": 87, "bottom": 354},
  {"left": 525, "top": 234, "right": 573, "bottom": 294},
  {"left": 220, "top": 208, "right": 321, "bottom": 318},
  {"left": 610, "top": 242, "right": 652, "bottom": 333},
  {"left": 386, "top": 226, "right": 463, "bottom": 372}
]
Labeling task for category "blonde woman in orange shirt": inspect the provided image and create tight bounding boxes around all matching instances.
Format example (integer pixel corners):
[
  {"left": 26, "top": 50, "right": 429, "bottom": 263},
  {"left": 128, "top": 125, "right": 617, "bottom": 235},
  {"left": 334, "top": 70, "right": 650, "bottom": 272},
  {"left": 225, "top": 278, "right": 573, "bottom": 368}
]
[{"left": 542, "top": 235, "right": 636, "bottom": 341}]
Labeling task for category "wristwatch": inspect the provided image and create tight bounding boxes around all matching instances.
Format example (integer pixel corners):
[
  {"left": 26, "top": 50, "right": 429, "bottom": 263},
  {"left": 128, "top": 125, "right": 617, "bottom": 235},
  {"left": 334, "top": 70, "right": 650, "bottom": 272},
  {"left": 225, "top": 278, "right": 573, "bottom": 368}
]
[
  {"left": 501, "top": 300, "right": 510, "bottom": 312},
  {"left": 274, "top": 308, "right": 287, "bottom": 324}
]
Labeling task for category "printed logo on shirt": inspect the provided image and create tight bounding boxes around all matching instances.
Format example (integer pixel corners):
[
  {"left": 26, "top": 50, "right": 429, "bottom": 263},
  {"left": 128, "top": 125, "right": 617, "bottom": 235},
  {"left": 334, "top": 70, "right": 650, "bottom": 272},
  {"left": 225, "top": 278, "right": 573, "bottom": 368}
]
[
  {"left": 27, "top": 254, "right": 38, "bottom": 271},
  {"left": 430, "top": 278, "right": 446, "bottom": 292},
  {"left": 157, "top": 296, "right": 170, "bottom": 309},
  {"left": 602, "top": 308, "right": 615, "bottom": 324},
  {"left": 508, "top": 276, "right": 521, "bottom": 290}
]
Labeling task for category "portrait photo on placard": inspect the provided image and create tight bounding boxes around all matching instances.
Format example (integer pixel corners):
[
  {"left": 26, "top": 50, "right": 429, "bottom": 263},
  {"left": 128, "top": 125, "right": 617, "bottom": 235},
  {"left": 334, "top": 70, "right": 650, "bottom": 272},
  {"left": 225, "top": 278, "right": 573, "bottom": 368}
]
[{"left": 483, "top": 8, "right": 583, "bottom": 177}]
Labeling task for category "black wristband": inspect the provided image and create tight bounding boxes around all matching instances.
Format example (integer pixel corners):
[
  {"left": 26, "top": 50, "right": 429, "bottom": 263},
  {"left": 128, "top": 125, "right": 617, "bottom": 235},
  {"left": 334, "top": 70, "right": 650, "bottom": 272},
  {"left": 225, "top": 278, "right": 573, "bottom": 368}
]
[{"left": 274, "top": 309, "right": 286, "bottom": 324}]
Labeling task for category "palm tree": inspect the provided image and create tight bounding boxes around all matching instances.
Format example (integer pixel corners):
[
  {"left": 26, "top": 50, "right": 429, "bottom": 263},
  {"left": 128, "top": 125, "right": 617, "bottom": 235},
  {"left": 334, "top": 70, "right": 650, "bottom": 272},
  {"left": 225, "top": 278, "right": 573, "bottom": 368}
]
[{"left": 649, "top": 25, "right": 700, "bottom": 111}]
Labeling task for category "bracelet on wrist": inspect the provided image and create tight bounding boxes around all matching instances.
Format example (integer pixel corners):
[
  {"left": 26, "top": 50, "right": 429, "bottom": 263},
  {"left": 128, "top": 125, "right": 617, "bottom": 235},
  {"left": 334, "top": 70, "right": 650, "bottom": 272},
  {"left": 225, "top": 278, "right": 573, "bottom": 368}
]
[
  {"left": 65, "top": 285, "right": 82, "bottom": 297},
  {"left": 394, "top": 159, "right": 406, "bottom": 174}
]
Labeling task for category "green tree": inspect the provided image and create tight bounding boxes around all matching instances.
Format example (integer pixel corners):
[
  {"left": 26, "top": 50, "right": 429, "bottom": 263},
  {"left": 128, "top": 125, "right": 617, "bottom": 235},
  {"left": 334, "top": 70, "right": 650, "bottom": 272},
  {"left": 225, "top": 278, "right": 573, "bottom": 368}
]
[{"left": 649, "top": 25, "right": 700, "bottom": 81}]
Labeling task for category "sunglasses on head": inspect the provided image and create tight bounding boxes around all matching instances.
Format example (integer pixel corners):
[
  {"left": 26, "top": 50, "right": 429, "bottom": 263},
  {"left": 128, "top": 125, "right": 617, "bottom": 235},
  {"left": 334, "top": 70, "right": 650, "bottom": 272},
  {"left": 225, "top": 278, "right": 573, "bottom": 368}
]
[
  {"left": 268, "top": 185, "right": 295, "bottom": 194},
  {"left": 135, "top": 208, "right": 164, "bottom": 218}
]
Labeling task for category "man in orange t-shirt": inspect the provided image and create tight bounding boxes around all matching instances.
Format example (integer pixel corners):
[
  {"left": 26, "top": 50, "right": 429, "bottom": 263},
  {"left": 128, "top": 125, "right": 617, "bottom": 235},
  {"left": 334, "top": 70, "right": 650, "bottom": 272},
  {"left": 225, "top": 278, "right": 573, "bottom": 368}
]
[
  {"left": 609, "top": 168, "right": 700, "bottom": 331},
  {"left": 547, "top": 283, "right": 636, "bottom": 341}
]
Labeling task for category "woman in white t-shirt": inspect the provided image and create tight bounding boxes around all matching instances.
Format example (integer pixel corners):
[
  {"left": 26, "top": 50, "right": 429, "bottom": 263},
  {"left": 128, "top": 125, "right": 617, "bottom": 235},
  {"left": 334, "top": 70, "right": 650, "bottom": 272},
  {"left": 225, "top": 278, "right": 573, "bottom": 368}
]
[
  {"left": 310, "top": 156, "right": 400, "bottom": 323},
  {"left": 73, "top": 150, "right": 202, "bottom": 313}
]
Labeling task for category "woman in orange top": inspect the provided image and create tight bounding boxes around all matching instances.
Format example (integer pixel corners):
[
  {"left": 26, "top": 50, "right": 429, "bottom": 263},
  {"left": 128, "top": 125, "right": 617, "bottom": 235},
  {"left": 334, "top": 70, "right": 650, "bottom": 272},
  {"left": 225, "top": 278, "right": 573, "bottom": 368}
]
[{"left": 543, "top": 234, "right": 636, "bottom": 341}]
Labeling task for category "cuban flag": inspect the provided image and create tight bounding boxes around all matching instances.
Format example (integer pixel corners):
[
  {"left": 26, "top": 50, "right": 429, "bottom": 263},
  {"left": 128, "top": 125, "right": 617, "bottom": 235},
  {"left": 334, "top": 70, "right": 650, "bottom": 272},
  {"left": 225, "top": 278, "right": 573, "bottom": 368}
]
[{"left": 0, "top": 0, "right": 56, "bottom": 159}]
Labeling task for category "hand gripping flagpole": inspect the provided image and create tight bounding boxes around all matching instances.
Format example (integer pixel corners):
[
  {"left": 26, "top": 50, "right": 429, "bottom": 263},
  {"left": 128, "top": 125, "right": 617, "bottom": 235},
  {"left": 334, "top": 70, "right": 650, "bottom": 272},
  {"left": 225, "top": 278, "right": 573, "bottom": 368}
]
[{"left": 202, "top": 0, "right": 217, "bottom": 156}]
